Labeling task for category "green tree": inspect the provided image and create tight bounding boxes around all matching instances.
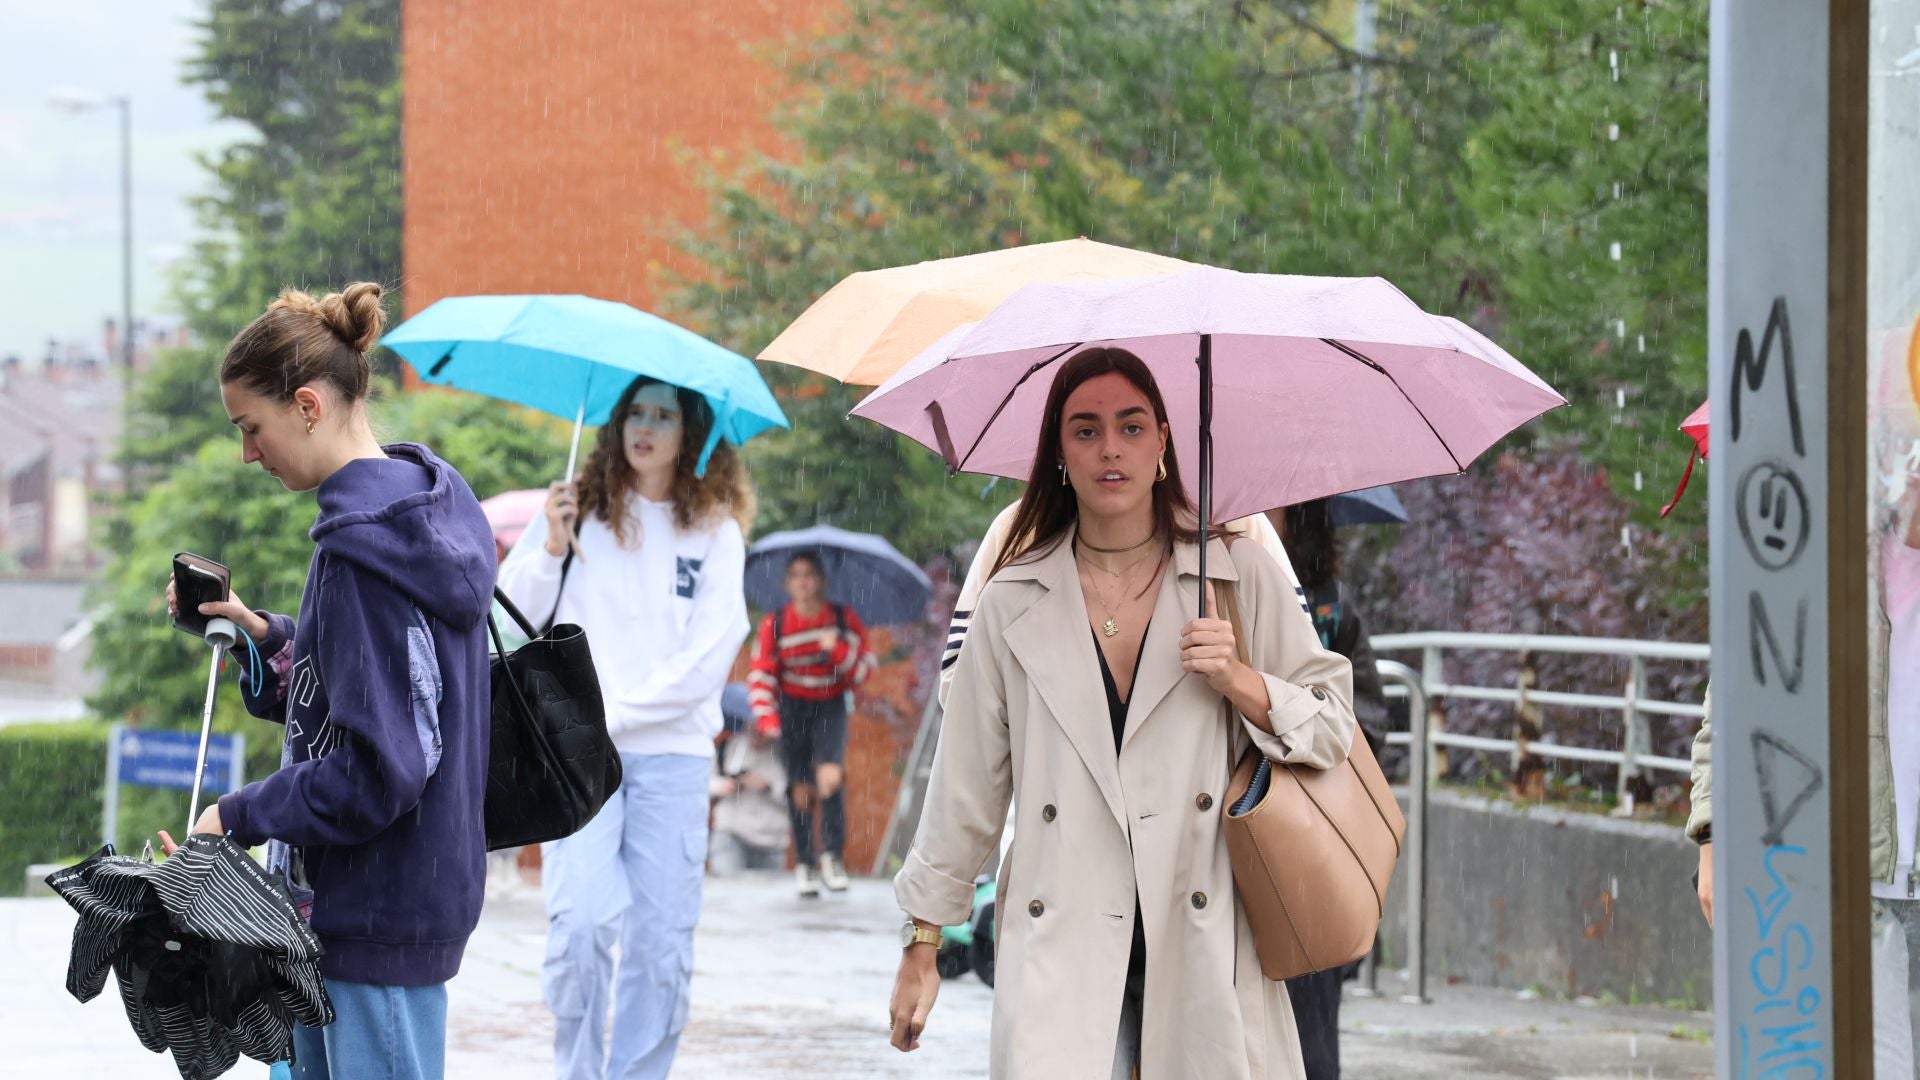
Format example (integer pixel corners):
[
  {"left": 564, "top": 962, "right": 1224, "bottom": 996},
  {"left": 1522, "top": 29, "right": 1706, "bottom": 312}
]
[
  {"left": 1450, "top": 0, "right": 1710, "bottom": 533},
  {"left": 124, "top": 0, "right": 404, "bottom": 476}
]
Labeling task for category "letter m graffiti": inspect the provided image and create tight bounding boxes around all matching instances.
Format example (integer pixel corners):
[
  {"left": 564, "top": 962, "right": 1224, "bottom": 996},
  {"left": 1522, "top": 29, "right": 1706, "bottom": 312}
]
[{"left": 1730, "top": 297, "right": 1805, "bottom": 457}]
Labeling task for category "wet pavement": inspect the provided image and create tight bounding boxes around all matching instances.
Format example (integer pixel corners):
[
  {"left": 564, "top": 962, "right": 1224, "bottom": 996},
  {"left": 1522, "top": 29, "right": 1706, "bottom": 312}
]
[{"left": 2, "top": 869, "right": 1711, "bottom": 1078}]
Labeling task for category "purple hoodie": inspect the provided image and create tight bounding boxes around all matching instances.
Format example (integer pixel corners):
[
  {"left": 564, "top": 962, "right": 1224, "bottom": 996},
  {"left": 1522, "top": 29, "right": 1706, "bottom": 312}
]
[{"left": 218, "top": 442, "right": 496, "bottom": 986}]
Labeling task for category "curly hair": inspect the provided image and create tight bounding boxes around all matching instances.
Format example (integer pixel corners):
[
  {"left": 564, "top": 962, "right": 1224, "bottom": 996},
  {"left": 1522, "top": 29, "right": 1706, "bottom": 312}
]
[{"left": 574, "top": 375, "right": 756, "bottom": 544}]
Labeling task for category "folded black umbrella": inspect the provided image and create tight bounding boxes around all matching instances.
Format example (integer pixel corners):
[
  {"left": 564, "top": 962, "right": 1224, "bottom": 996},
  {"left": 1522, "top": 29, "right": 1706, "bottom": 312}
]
[{"left": 47, "top": 834, "right": 333, "bottom": 1080}]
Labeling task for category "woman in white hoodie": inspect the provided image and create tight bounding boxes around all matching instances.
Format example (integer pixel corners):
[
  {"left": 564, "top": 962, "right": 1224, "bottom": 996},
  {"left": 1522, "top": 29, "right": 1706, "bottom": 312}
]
[{"left": 499, "top": 374, "right": 753, "bottom": 1080}]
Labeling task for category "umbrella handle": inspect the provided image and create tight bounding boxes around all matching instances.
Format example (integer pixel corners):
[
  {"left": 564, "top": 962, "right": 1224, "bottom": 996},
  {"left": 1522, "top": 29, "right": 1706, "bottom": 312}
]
[{"left": 186, "top": 618, "right": 238, "bottom": 836}]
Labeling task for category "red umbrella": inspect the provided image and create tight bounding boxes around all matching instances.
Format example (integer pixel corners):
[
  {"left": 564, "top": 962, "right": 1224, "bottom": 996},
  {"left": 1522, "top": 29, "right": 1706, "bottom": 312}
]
[{"left": 1660, "top": 399, "right": 1710, "bottom": 518}]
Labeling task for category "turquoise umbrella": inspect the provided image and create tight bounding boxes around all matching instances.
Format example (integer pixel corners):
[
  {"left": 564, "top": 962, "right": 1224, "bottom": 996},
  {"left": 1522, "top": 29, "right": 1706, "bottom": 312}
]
[{"left": 382, "top": 294, "right": 788, "bottom": 478}]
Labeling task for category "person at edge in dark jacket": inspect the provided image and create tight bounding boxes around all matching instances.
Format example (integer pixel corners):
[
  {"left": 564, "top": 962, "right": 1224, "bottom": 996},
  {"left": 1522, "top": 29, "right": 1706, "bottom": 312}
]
[
  {"left": 1264, "top": 497, "right": 1391, "bottom": 1080},
  {"left": 161, "top": 282, "right": 497, "bottom": 1080}
]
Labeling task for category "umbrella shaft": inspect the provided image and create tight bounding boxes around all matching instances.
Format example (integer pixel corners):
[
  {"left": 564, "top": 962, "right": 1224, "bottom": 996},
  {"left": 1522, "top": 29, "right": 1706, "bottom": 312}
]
[
  {"left": 1196, "top": 335, "right": 1213, "bottom": 619},
  {"left": 565, "top": 394, "right": 587, "bottom": 482},
  {"left": 187, "top": 642, "right": 228, "bottom": 835}
]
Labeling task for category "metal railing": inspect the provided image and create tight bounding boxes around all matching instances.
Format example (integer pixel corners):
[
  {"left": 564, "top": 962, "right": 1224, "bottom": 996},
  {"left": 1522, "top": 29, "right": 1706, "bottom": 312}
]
[
  {"left": 1371, "top": 631, "right": 1710, "bottom": 811},
  {"left": 1356, "top": 633, "right": 1710, "bottom": 1003}
]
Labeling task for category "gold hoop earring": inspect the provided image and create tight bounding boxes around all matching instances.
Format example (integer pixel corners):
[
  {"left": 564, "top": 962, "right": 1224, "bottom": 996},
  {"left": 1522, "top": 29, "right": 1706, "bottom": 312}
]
[
  {"left": 1156, "top": 457, "right": 1167, "bottom": 483},
  {"left": 305, "top": 417, "right": 316, "bottom": 435}
]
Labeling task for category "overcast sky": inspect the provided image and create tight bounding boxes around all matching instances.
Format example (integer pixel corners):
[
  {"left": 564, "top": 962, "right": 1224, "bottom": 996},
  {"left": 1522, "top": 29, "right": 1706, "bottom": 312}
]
[{"left": 0, "top": 1, "right": 247, "bottom": 362}]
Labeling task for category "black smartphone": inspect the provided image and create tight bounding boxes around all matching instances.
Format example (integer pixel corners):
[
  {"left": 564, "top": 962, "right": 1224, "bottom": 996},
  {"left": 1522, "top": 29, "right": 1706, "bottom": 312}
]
[{"left": 172, "top": 553, "right": 232, "bottom": 638}]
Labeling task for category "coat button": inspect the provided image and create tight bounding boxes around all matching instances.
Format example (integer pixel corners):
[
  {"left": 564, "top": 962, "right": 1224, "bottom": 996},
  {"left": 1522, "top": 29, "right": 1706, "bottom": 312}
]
[
  {"left": 1191, "top": 891, "right": 1208, "bottom": 910},
  {"left": 1042, "top": 804, "right": 1057, "bottom": 822},
  {"left": 1311, "top": 686, "right": 1328, "bottom": 701},
  {"left": 1196, "top": 793, "right": 1214, "bottom": 811},
  {"left": 1029, "top": 900, "right": 1045, "bottom": 918}
]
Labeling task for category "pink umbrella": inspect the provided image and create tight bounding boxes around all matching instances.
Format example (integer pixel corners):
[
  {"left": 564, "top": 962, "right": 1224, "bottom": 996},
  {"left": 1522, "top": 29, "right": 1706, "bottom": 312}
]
[
  {"left": 852, "top": 267, "right": 1564, "bottom": 604},
  {"left": 480, "top": 488, "right": 550, "bottom": 551}
]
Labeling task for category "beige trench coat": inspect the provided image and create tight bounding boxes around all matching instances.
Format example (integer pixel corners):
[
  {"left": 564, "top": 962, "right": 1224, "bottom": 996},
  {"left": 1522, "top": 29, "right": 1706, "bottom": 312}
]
[{"left": 896, "top": 532, "right": 1358, "bottom": 1080}]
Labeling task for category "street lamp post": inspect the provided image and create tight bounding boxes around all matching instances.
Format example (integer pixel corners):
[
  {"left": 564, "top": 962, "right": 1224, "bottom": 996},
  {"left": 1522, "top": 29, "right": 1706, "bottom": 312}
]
[{"left": 50, "top": 89, "right": 135, "bottom": 494}]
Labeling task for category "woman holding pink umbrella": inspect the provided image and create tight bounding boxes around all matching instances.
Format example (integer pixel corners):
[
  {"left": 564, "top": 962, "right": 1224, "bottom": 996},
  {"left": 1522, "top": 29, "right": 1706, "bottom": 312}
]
[{"left": 888, "top": 347, "right": 1356, "bottom": 1079}]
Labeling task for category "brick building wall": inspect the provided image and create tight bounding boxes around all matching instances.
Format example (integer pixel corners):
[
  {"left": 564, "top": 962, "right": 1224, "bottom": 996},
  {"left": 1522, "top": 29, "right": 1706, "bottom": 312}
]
[{"left": 401, "top": 0, "right": 837, "bottom": 316}]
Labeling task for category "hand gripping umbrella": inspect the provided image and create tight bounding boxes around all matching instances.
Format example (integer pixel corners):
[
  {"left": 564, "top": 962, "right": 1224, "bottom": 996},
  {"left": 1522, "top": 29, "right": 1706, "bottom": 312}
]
[{"left": 46, "top": 619, "right": 331, "bottom": 1079}]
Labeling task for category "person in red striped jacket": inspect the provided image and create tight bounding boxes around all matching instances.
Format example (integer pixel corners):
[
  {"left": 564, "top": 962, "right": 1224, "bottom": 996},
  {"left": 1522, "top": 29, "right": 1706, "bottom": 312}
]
[{"left": 748, "top": 552, "right": 877, "bottom": 897}]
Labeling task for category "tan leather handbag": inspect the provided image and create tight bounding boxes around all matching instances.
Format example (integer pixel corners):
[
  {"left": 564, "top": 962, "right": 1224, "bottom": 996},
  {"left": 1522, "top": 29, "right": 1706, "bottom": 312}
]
[{"left": 1217, "top": 578, "right": 1407, "bottom": 981}]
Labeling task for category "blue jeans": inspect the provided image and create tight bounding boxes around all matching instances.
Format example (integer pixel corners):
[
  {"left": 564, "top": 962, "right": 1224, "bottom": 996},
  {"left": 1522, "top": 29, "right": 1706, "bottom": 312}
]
[
  {"left": 288, "top": 979, "right": 447, "bottom": 1080},
  {"left": 542, "top": 752, "right": 711, "bottom": 1080}
]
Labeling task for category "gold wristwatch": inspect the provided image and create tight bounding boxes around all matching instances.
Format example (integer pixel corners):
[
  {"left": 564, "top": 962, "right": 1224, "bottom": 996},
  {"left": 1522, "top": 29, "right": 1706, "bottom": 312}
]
[{"left": 901, "top": 921, "right": 941, "bottom": 949}]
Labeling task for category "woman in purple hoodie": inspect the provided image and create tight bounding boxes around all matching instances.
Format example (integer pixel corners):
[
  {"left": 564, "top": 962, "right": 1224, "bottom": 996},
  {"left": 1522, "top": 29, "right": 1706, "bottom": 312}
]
[{"left": 162, "top": 282, "right": 497, "bottom": 1080}]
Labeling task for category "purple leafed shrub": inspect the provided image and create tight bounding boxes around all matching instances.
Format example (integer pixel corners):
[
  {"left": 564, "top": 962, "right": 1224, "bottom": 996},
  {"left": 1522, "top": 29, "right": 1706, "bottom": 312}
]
[{"left": 1344, "top": 448, "right": 1710, "bottom": 802}]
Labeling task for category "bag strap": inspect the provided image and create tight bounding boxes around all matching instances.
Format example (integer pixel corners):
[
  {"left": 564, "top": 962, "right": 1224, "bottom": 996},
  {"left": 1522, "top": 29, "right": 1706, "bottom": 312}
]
[
  {"left": 1213, "top": 534, "right": 1255, "bottom": 771},
  {"left": 541, "top": 547, "right": 576, "bottom": 636},
  {"left": 494, "top": 586, "right": 540, "bottom": 642}
]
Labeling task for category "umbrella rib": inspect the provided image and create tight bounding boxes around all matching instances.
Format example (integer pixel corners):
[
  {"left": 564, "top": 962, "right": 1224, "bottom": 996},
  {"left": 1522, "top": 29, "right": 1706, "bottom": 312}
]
[
  {"left": 1320, "top": 338, "right": 1464, "bottom": 474},
  {"left": 951, "top": 343, "right": 1083, "bottom": 475}
]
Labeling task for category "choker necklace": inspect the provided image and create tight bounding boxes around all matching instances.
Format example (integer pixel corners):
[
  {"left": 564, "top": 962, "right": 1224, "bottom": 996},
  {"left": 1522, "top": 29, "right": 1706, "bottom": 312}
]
[
  {"left": 1078, "top": 528, "right": 1157, "bottom": 555},
  {"left": 1076, "top": 540, "right": 1164, "bottom": 638}
]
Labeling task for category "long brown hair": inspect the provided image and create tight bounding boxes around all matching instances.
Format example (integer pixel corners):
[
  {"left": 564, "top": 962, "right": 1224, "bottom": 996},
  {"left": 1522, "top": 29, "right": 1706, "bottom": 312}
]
[
  {"left": 220, "top": 282, "right": 385, "bottom": 403},
  {"left": 988, "top": 347, "right": 1199, "bottom": 581},
  {"left": 575, "top": 375, "right": 756, "bottom": 542}
]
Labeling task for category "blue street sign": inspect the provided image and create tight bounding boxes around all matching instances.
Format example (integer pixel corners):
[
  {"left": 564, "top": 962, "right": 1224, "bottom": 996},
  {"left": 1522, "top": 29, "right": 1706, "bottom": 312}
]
[{"left": 115, "top": 727, "right": 243, "bottom": 792}]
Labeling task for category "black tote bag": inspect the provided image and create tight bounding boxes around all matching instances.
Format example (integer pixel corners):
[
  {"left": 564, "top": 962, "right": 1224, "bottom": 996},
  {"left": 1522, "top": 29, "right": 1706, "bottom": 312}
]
[{"left": 484, "top": 585, "right": 620, "bottom": 851}]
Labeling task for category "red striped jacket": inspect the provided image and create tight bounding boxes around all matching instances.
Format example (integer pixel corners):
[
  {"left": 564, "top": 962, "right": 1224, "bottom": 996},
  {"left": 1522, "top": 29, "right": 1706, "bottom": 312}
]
[{"left": 747, "top": 603, "right": 876, "bottom": 735}]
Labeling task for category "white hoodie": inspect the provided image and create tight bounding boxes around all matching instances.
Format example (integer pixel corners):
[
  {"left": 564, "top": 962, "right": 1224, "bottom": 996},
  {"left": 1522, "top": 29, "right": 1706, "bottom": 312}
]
[{"left": 499, "top": 495, "right": 748, "bottom": 759}]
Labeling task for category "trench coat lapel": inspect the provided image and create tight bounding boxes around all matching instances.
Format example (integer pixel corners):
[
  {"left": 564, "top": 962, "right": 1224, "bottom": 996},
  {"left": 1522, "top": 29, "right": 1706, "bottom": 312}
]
[
  {"left": 998, "top": 535, "right": 1130, "bottom": 832},
  {"left": 1120, "top": 536, "right": 1240, "bottom": 752}
]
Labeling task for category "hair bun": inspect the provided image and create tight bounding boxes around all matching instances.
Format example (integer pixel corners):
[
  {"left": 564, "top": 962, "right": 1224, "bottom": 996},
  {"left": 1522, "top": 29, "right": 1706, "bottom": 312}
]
[{"left": 315, "top": 282, "right": 387, "bottom": 353}]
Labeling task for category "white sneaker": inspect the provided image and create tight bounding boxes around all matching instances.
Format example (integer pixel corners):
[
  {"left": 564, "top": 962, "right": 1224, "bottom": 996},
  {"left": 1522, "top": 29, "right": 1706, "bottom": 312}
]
[
  {"left": 795, "top": 863, "right": 820, "bottom": 898},
  {"left": 818, "top": 852, "right": 850, "bottom": 893}
]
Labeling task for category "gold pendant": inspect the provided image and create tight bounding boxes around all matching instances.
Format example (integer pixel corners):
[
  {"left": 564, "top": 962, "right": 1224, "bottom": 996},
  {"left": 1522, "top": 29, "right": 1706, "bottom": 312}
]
[{"left": 1102, "top": 618, "right": 1120, "bottom": 638}]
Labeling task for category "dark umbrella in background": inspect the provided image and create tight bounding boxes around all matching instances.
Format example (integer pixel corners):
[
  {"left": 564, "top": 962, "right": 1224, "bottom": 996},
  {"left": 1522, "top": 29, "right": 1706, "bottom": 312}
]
[
  {"left": 1327, "top": 485, "right": 1409, "bottom": 527},
  {"left": 46, "top": 834, "right": 331, "bottom": 1080},
  {"left": 743, "top": 525, "right": 933, "bottom": 625}
]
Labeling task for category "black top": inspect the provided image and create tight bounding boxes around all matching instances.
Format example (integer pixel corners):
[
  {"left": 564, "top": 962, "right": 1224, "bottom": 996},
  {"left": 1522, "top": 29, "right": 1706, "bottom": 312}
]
[
  {"left": 1094, "top": 624, "right": 1153, "bottom": 752},
  {"left": 1094, "top": 625, "right": 1152, "bottom": 1001}
]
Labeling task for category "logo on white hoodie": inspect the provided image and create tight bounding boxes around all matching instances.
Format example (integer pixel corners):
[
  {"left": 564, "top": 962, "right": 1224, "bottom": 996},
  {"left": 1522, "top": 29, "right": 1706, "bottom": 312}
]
[{"left": 676, "top": 556, "right": 704, "bottom": 599}]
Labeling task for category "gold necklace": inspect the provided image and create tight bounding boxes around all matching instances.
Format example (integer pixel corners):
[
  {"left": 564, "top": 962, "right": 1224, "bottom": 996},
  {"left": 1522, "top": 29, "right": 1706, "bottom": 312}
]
[{"left": 1078, "top": 541, "right": 1163, "bottom": 638}]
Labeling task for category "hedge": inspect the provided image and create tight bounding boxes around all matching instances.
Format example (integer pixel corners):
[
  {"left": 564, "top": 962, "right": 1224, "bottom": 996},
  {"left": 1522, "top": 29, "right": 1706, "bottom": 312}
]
[
  {"left": 0, "top": 721, "right": 285, "bottom": 896},
  {"left": 0, "top": 722, "right": 108, "bottom": 896}
]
